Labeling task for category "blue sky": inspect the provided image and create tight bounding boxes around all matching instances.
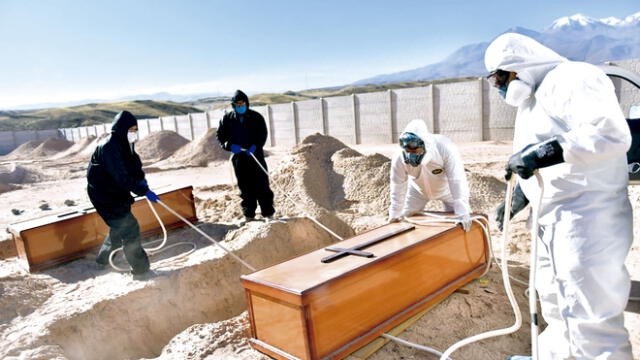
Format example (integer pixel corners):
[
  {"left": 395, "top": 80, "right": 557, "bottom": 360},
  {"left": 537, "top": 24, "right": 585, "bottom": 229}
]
[{"left": 0, "top": 0, "right": 638, "bottom": 109}]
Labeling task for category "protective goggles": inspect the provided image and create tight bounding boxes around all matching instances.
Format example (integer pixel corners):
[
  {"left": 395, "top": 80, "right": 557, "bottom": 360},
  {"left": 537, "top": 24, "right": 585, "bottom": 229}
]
[
  {"left": 399, "top": 134, "right": 425, "bottom": 153},
  {"left": 486, "top": 69, "right": 511, "bottom": 88}
]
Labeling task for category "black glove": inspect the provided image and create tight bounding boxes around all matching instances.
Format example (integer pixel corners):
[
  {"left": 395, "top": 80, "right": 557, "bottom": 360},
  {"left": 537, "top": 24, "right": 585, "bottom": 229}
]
[
  {"left": 495, "top": 183, "right": 529, "bottom": 231},
  {"left": 505, "top": 138, "right": 564, "bottom": 180}
]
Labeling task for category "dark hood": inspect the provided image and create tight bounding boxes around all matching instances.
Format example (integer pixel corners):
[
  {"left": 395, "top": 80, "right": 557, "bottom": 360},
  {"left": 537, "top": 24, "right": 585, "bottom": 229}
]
[
  {"left": 231, "top": 90, "right": 250, "bottom": 108},
  {"left": 111, "top": 111, "right": 138, "bottom": 140}
]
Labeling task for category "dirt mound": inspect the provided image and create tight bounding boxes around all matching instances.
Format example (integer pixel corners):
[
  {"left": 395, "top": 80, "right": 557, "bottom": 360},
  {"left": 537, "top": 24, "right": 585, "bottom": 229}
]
[
  {"left": 0, "top": 182, "right": 20, "bottom": 195},
  {"left": 268, "top": 134, "right": 390, "bottom": 234},
  {"left": 79, "top": 133, "right": 110, "bottom": 158},
  {"left": 148, "top": 312, "right": 267, "bottom": 360},
  {"left": 136, "top": 130, "right": 189, "bottom": 162},
  {"left": 0, "top": 275, "right": 54, "bottom": 324},
  {"left": 0, "top": 163, "right": 47, "bottom": 184},
  {"left": 467, "top": 172, "right": 506, "bottom": 216},
  {"left": 271, "top": 134, "right": 348, "bottom": 212},
  {"left": 51, "top": 136, "right": 96, "bottom": 160},
  {"left": 3, "top": 139, "right": 44, "bottom": 160},
  {"left": 29, "top": 137, "right": 73, "bottom": 158},
  {"left": 155, "top": 128, "right": 228, "bottom": 168}
]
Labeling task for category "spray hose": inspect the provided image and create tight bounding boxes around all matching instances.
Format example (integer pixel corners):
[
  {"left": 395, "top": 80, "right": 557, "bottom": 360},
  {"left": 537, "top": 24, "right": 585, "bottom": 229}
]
[
  {"left": 108, "top": 197, "right": 258, "bottom": 273},
  {"left": 107, "top": 198, "right": 197, "bottom": 272}
]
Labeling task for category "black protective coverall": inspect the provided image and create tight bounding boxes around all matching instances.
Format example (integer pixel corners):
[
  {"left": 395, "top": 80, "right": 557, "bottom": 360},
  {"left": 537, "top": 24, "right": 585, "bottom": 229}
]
[
  {"left": 216, "top": 90, "right": 275, "bottom": 218},
  {"left": 87, "top": 111, "right": 151, "bottom": 273}
]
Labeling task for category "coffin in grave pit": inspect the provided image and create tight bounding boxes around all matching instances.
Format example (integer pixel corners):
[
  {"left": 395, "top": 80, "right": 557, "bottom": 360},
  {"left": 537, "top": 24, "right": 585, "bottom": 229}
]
[
  {"left": 7, "top": 185, "right": 197, "bottom": 272},
  {"left": 240, "top": 214, "right": 490, "bottom": 360}
]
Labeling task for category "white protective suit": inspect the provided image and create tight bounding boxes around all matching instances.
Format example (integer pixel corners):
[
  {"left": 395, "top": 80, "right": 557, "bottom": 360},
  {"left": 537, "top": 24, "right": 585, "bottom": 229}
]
[
  {"left": 486, "top": 33, "right": 633, "bottom": 359},
  {"left": 389, "top": 119, "right": 470, "bottom": 220}
]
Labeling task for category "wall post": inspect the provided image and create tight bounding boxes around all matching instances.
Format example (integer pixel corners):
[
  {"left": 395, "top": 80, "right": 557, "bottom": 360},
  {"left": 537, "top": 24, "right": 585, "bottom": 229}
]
[
  {"left": 389, "top": 89, "right": 396, "bottom": 143},
  {"left": 188, "top": 113, "right": 195, "bottom": 140},
  {"left": 429, "top": 84, "right": 437, "bottom": 134},
  {"left": 267, "top": 105, "right": 275, "bottom": 147},
  {"left": 320, "top": 97, "right": 328, "bottom": 135},
  {"left": 352, "top": 94, "right": 360, "bottom": 144}
]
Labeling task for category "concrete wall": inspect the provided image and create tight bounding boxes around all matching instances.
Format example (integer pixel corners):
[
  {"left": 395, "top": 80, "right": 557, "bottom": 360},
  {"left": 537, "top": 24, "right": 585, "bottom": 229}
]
[
  {"left": 0, "top": 129, "right": 63, "bottom": 155},
  {"left": 46, "top": 58, "right": 640, "bottom": 152}
]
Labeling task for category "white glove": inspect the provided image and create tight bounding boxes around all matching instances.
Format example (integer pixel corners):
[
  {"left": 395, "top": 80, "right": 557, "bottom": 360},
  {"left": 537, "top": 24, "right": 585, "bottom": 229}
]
[{"left": 456, "top": 214, "right": 472, "bottom": 232}]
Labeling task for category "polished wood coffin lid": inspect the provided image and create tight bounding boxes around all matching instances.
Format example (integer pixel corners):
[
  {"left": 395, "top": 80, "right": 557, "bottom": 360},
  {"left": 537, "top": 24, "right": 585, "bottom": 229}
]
[{"left": 240, "top": 215, "right": 490, "bottom": 360}]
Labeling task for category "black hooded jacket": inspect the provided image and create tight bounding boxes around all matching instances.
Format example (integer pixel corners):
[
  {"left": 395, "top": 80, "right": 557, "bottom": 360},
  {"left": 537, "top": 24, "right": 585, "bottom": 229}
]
[
  {"left": 216, "top": 90, "right": 268, "bottom": 158},
  {"left": 87, "top": 111, "right": 149, "bottom": 220}
]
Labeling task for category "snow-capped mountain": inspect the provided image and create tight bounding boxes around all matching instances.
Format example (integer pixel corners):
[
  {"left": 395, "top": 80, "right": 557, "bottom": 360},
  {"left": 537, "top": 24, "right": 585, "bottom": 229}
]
[{"left": 353, "top": 12, "right": 640, "bottom": 85}]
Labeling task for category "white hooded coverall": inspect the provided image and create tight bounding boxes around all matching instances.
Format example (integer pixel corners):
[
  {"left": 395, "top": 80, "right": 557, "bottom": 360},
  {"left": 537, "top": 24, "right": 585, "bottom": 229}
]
[
  {"left": 389, "top": 119, "right": 470, "bottom": 220},
  {"left": 486, "top": 33, "right": 633, "bottom": 359}
]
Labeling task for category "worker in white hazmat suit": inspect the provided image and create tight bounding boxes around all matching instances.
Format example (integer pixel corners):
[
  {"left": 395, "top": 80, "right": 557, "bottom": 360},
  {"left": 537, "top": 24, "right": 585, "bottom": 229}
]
[
  {"left": 389, "top": 119, "right": 471, "bottom": 231},
  {"left": 486, "top": 33, "right": 633, "bottom": 360}
]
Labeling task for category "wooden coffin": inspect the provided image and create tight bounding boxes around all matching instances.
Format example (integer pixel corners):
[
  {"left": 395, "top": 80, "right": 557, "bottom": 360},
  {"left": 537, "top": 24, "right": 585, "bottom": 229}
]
[
  {"left": 240, "top": 215, "right": 489, "bottom": 360},
  {"left": 7, "top": 185, "right": 197, "bottom": 272}
]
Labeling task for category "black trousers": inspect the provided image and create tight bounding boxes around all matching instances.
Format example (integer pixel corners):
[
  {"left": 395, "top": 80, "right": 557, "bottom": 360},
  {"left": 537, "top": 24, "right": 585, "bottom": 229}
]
[
  {"left": 96, "top": 212, "right": 150, "bottom": 274},
  {"left": 232, "top": 153, "right": 275, "bottom": 218}
]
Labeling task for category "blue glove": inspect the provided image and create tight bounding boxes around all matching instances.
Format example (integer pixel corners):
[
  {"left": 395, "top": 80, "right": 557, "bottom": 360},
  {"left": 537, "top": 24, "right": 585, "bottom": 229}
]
[
  {"left": 145, "top": 190, "right": 159, "bottom": 203},
  {"left": 230, "top": 144, "right": 242, "bottom": 154},
  {"left": 246, "top": 145, "right": 256, "bottom": 155}
]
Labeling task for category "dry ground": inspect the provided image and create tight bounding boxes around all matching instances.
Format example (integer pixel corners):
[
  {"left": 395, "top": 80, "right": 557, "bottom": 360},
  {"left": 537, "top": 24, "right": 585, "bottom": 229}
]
[{"left": 0, "top": 134, "right": 638, "bottom": 360}]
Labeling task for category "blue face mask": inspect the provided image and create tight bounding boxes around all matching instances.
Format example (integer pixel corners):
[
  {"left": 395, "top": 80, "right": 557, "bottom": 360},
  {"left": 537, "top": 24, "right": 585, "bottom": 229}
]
[
  {"left": 235, "top": 105, "right": 247, "bottom": 115},
  {"left": 497, "top": 84, "right": 508, "bottom": 99}
]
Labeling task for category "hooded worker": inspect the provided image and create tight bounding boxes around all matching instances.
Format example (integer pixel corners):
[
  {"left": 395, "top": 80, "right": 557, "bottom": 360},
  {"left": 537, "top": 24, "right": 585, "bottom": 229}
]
[
  {"left": 389, "top": 119, "right": 471, "bottom": 231},
  {"left": 486, "top": 33, "right": 633, "bottom": 359},
  {"left": 87, "top": 110, "right": 159, "bottom": 276},
  {"left": 216, "top": 90, "right": 275, "bottom": 224}
]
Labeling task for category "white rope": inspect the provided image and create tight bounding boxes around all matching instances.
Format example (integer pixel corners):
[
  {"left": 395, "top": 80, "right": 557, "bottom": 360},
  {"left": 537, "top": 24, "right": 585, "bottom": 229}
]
[
  {"left": 237, "top": 150, "right": 344, "bottom": 241},
  {"left": 382, "top": 333, "right": 452, "bottom": 360},
  {"left": 108, "top": 198, "right": 196, "bottom": 272},
  {"left": 155, "top": 199, "right": 257, "bottom": 272},
  {"left": 437, "top": 176, "right": 523, "bottom": 360},
  {"left": 529, "top": 173, "right": 544, "bottom": 359}
]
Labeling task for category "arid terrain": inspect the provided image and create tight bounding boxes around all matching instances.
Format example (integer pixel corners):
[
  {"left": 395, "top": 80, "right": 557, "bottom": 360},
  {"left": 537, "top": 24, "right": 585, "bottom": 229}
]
[{"left": 0, "top": 131, "right": 638, "bottom": 360}]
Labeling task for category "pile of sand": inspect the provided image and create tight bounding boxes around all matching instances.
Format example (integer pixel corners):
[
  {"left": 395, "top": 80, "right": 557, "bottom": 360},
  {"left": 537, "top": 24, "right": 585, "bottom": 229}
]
[
  {"left": 29, "top": 137, "right": 73, "bottom": 158},
  {"left": 136, "top": 130, "right": 189, "bottom": 163},
  {"left": 154, "top": 128, "right": 228, "bottom": 168},
  {"left": 50, "top": 136, "right": 96, "bottom": 160},
  {"left": 147, "top": 312, "right": 267, "bottom": 360},
  {"left": 75, "top": 133, "right": 110, "bottom": 161},
  {"left": 2, "top": 139, "right": 44, "bottom": 160},
  {"left": 0, "top": 164, "right": 49, "bottom": 185},
  {"left": 0, "top": 274, "right": 55, "bottom": 325}
]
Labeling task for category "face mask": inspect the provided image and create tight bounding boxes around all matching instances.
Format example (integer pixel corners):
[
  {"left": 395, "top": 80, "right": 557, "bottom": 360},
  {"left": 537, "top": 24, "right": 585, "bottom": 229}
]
[
  {"left": 127, "top": 132, "right": 138, "bottom": 143},
  {"left": 497, "top": 84, "right": 508, "bottom": 99},
  {"left": 235, "top": 105, "right": 247, "bottom": 115},
  {"left": 504, "top": 79, "right": 532, "bottom": 107}
]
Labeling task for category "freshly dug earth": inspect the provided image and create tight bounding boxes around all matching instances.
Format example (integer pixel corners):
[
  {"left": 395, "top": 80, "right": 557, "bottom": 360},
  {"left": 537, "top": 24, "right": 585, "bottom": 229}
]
[
  {"left": 154, "top": 128, "right": 229, "bottom": 168},
  {"left": 136, "top": 130, "right": 190, "bottom": 163},
  {"left": 0, "top": 136, "right": 637, "bottom": 360},
  {"left": 29, "top": 137, "right": 73, "bottom": 158}
]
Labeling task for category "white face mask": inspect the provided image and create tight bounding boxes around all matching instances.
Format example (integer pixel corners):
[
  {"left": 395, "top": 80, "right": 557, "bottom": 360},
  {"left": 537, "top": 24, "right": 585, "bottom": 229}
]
[
  {"left": 504, "top": 79, "right": 533, "bottom": 107},
  {"left": 127, "top": 131, "right": 138, "bottom": 143}
]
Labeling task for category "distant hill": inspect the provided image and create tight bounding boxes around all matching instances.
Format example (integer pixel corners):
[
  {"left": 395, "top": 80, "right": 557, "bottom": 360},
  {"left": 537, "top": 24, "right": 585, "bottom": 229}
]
[
  {"left": 3, "top": 78, "right": 480, "bottom": 131},
  {"left": 353, "top": 12, "right": 640, "bottom": 85},
  {"left": 0, "top": 100, "right": 201, "bottom": 131},
  {"left": 190, "top": 77, "right": 477, "bottom": 111}
]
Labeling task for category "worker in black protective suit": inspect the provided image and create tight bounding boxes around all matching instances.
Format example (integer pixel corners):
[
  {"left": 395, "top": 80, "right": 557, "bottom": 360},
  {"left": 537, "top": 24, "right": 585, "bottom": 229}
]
[
  {"left": 87, "top": 110, "right": 159, "bottom": 275},
  {"left": 216, "top": 90, "right": 275, "bottom": 224}
]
